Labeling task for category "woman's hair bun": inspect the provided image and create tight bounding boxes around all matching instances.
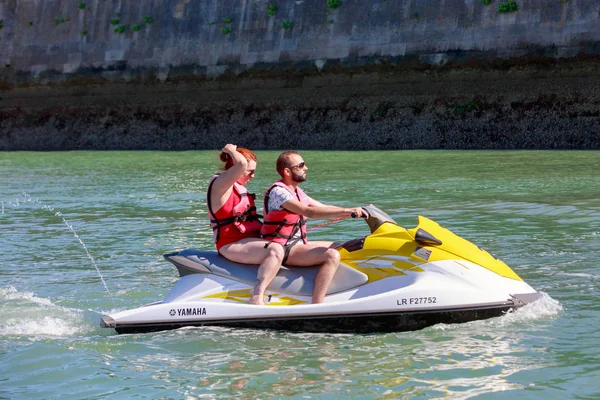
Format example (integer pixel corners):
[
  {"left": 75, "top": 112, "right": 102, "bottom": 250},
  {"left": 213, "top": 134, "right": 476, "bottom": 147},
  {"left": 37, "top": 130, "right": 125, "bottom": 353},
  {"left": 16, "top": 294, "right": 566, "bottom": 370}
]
[{"left": 219, "top": 152, "right": 231, "bottom": 162}]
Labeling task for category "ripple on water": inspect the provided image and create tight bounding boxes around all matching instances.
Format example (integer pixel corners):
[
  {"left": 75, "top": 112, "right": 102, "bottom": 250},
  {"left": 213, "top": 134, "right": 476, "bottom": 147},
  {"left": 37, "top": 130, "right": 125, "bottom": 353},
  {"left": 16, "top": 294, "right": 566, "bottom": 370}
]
[{"left": 0, "top": 286, "right": 95, "bottom": 338}]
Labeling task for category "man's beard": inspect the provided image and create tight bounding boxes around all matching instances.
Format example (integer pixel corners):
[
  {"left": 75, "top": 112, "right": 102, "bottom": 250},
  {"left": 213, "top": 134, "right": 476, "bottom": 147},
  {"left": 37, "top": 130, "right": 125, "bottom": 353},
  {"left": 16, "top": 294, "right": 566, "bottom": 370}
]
[{"left": 291, "top": 170, "right": 307, "bottom": 182}]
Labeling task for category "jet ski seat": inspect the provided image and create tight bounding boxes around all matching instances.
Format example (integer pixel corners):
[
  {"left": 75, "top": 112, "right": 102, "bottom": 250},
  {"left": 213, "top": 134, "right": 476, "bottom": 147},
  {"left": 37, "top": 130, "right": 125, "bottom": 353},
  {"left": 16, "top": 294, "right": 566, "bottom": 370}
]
[{"left": 164, "top": 249, "right": 369, "bottom": 296}]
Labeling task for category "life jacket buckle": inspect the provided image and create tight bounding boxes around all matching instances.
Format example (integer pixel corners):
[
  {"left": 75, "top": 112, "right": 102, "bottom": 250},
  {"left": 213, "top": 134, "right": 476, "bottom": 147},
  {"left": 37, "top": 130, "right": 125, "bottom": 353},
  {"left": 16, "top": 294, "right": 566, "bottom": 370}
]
[{"left": 236, "top": 212, "right": 247, "bottom": 222}]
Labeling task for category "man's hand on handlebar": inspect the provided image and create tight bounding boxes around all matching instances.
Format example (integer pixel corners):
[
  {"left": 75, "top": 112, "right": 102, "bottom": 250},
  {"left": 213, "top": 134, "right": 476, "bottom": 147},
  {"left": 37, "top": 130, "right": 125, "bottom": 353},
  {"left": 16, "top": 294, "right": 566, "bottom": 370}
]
[{"left": 349, "top": 207, "right": 369, "bottom": 219}]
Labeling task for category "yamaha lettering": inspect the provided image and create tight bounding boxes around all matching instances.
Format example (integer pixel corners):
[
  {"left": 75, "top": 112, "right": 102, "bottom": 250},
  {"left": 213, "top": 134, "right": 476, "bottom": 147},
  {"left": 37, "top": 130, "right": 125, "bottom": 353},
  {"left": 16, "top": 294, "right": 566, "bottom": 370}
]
[
  {"left": 174, "top": 308, "right": 207, "bottom": 316},
  {"left": 397, "top": 297, "right": 437, "bottom": 305}
]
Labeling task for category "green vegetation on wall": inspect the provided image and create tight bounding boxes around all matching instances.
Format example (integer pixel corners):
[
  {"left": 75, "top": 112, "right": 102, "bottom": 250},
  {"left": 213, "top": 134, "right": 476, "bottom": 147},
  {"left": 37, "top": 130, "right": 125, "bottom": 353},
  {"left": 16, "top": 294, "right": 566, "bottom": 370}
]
[
  {"left": 108, "top": 13, "right": 153, "bottom": 36},
  {"left": 0, "top": 3, "right": 156, "bottom": 39},
  {"left": 497, "top": 1, "right": 518, "bottom": 12},
  {"left": 0, "top": 0, "right": 567, "bottom": 43},
  {"left": 327, "top": 0, "right": 342, "bottom": 10}
]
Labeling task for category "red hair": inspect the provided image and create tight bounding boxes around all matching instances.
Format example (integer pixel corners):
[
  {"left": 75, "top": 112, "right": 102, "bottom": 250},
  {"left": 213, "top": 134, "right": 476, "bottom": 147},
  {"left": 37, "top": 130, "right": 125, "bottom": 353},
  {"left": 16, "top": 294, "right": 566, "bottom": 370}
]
[{"left": 220, "top": 148, "right": 257, "bottom": 170}]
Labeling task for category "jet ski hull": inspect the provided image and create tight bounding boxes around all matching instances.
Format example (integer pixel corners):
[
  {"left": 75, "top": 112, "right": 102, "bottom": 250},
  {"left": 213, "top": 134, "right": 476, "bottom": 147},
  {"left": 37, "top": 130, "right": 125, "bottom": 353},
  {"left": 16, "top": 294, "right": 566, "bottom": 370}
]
[
  {"left": 100, "top": 259, "right": 541, "bottom": 334},
  {"left": 102, "top": 301, "right": 525, "bottom": 335}
]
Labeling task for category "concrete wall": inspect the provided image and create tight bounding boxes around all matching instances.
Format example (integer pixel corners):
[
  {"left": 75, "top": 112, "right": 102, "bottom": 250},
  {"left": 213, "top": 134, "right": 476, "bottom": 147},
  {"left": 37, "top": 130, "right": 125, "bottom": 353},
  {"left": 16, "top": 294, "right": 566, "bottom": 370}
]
[
  {"left": 1, "top": 0, "right": 600, "bottom": 84},
  {"left": 2, "top": 0, "right": 600, "bottom": 150}
]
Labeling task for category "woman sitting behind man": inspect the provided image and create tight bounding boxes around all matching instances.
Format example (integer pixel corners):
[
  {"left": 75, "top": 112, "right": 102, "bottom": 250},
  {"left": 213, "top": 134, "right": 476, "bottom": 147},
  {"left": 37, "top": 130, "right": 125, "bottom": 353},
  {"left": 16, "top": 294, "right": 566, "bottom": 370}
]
[{"left": 206, "top": 144, "right": 284, "bottom": 305}]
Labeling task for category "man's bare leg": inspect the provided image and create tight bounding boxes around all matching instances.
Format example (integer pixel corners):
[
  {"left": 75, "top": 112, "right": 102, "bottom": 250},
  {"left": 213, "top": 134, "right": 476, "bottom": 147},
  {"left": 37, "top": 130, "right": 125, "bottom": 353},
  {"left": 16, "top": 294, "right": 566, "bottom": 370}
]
[{"left": 285, "top": 241, "right": 339, "bottom": 304}]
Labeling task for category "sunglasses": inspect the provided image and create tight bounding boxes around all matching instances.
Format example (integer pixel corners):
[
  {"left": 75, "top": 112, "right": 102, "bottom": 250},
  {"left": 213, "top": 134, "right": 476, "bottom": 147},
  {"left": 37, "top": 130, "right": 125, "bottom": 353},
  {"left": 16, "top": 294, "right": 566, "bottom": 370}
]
[{"left": 287, "top": 161, "right": 306, "bottom": 169}]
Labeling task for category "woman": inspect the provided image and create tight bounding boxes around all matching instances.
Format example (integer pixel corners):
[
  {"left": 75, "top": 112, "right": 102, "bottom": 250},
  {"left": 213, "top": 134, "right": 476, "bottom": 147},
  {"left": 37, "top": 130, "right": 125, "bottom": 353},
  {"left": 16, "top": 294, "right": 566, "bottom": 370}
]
[{"left": 206, "top": 144, "right": 284, "bottom": 305}]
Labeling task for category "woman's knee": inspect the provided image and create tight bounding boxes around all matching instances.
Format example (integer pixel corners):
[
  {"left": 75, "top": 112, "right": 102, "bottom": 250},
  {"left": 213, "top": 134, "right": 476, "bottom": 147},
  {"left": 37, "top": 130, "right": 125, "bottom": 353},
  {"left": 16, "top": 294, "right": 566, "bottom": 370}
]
[{"left": 267, "top": 244, "right": 285, "bottom": 262}]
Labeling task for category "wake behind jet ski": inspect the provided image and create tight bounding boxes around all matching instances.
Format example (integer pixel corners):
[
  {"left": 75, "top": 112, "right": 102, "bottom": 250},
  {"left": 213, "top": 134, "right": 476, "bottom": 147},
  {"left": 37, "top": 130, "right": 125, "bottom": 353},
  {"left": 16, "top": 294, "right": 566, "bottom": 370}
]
[{"left": 100, "top": 205, "right": 542, "bottom": 334}]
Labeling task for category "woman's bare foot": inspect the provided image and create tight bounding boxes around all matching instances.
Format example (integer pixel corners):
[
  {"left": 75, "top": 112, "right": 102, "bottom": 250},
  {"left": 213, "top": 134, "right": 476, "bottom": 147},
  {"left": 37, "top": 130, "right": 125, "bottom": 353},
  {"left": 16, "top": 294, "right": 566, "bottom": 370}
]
[{"left": 248, "top": 295, "right": 264, "bottom": 305}]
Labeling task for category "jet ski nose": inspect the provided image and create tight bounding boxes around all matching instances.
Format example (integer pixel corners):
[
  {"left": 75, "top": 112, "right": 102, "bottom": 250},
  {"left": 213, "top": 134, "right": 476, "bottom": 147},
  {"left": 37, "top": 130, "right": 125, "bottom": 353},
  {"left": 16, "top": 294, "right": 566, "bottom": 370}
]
[
  {"left": 511, "top": 292, "right": 543, "bottom": 306},
  {"left": 100, "top": 315, "right": 116, "bottom": 328}
]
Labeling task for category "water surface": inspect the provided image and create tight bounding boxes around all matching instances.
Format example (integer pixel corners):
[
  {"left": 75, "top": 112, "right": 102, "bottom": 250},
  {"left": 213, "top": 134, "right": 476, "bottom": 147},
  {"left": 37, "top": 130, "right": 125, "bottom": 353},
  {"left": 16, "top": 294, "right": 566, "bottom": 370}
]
[{"left": 1, "top": 151, "right": 598, "bottom": 399}]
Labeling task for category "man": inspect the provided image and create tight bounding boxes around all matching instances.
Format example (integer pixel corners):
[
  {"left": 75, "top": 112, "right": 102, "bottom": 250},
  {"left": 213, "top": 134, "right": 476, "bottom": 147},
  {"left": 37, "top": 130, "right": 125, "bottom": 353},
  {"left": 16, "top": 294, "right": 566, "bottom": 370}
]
[{"left": 255, "top": 150, "right": 367, "bottom": 304}]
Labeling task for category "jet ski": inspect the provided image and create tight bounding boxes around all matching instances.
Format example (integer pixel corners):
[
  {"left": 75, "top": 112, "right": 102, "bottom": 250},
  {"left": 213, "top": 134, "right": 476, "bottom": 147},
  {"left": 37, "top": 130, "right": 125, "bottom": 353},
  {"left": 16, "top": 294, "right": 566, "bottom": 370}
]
[{"left": 100, "top": 205, "right": 541, "bottom": 334}]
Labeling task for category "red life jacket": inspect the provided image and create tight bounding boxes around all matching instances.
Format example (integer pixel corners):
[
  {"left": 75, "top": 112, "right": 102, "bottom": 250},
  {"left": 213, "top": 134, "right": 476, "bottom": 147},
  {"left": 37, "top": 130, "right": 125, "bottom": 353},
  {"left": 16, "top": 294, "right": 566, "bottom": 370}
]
[
  {"left": 260, "top": 181, "right": 310, "bottom": 246},
  {"left": 206, "top": 175, "right": 262, "bottom": 251}
]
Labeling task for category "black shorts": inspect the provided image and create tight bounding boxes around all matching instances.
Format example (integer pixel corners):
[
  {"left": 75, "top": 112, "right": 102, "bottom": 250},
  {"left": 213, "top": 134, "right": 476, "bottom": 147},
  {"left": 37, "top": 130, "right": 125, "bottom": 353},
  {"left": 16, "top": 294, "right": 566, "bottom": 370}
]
[{"left": 264, "top": 239, "right": 301, "bottom": 265}]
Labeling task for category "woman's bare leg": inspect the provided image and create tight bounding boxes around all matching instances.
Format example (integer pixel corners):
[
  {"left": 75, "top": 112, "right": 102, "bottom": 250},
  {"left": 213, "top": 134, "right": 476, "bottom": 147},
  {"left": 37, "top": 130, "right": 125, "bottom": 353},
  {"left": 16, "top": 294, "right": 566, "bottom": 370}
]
[
  {"left": 219, "top": 239, "right": 285, "bottom": 305},
  {"left": 249, "top": 244, "right": 284, "bottom": 305}
]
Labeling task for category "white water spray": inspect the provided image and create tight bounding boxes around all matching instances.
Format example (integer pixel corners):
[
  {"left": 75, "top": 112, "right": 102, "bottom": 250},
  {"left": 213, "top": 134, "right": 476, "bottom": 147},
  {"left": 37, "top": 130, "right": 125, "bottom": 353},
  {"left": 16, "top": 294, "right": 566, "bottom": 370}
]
[{"left": 8, "top": 192, "right": 115, "bottom": 307}]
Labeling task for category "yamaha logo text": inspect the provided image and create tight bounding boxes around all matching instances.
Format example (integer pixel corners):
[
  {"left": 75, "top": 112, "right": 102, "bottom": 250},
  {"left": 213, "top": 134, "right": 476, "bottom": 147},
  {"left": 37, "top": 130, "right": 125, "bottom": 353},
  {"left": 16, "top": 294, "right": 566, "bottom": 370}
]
[
  {"left": 170, "top": 308, "right": 207, "bottom": 317},
  {"left": 169, "top": 307, "right": 206, "bottom": 317}
]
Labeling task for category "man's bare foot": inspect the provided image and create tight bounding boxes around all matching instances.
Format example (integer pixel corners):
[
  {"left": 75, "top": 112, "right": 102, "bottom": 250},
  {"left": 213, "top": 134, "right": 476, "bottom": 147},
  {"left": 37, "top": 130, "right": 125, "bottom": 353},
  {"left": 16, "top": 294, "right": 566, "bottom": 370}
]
[{"left": 248, "top": 295, "right": 264, "bottom": 305}]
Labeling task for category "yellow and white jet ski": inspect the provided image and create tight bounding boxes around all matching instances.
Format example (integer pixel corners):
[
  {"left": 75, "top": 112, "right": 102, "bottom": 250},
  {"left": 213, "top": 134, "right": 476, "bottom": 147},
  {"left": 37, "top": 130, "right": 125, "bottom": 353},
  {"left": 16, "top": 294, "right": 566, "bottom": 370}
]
[{"left": 101, "top": 206, "right": 541, "bottom": 334}]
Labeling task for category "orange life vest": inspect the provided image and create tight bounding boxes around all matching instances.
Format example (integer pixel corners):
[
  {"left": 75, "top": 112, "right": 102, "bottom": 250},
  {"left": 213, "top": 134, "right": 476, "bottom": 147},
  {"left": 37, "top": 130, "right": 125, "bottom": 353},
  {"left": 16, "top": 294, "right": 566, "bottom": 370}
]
[
  {"left": 260, "top": 181, "right": 310, "bottom": 246},
  {"left": 206, "top": 175, "right": 262, "bottom": 251}
]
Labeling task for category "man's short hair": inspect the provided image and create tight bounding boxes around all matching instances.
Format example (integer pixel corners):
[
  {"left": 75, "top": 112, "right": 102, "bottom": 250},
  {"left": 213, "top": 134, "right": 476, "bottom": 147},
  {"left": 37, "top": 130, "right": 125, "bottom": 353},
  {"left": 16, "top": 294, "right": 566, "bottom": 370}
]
[{"left": 276, "top": 150, "right": 300, "bottom": 177}]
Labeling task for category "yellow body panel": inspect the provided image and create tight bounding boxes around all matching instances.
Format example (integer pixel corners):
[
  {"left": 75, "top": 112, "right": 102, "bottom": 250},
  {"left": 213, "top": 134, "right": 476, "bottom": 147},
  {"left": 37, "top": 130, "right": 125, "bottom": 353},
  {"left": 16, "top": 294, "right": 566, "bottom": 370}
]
[
  {"left": 340, "top": 217, "right": 522, "bottom": 282},
  {"left": 204, "top": 288, "right": 307, "bottom": 306},
  {"left": 204, "top": 288, "right": 253, "bottom": 303},
  {"left": 409, "top": 216, "right": 522, "bottom": 281}
]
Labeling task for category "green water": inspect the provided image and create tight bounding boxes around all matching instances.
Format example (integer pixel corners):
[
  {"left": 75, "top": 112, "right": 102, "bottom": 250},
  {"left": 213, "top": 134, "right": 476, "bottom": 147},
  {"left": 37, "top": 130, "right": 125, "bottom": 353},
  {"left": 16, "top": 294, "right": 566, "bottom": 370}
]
[{"left": 1, "top": 151, "right": 599, "bottom": 399}]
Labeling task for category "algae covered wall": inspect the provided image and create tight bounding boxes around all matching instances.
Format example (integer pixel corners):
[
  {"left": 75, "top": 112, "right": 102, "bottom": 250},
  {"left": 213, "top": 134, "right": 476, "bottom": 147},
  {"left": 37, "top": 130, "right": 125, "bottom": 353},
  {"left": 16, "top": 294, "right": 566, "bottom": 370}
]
[{"left": 1, "top": 0, "right": 600, "bottom": 150}]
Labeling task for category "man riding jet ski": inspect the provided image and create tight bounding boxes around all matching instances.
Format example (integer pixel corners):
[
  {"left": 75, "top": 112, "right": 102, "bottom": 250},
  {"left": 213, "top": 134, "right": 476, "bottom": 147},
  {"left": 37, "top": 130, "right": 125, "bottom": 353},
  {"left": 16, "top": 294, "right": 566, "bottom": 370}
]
[{"left": 100, "top": 205, "right": 542, "bottom": 334}]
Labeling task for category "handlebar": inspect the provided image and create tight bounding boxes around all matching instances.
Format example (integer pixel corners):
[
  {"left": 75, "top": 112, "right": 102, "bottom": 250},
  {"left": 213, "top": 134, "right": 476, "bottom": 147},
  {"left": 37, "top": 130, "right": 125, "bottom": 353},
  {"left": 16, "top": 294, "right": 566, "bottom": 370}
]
[{"left": 351, "top": 207, "right": 370, "bottom": 219}]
